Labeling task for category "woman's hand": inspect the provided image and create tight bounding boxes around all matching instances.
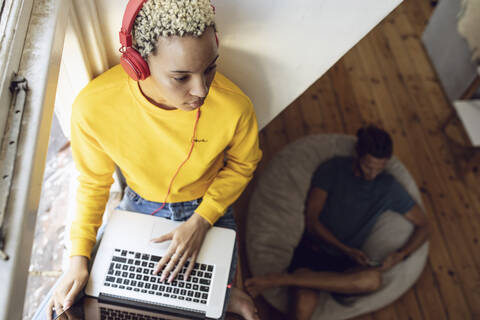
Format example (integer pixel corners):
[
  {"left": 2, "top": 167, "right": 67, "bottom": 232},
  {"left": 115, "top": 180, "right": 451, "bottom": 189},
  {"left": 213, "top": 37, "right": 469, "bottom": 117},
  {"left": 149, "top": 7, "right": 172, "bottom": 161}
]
[
  {"left": 151, "top": 213, "right": 211, "bottom": 282},
  {"left": 346, "top": 247, "right": 370, "bottom": 267},
  {"left": 46, "top": 256, "right": 89, "bottom": 320}
]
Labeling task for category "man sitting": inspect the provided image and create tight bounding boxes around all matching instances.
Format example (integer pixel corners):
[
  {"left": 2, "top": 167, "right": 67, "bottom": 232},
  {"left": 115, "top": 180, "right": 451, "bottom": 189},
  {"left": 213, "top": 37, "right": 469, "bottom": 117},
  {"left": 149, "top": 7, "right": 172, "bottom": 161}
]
[{"left": 245, "top": 125, "right": 430, "bottom": 320}]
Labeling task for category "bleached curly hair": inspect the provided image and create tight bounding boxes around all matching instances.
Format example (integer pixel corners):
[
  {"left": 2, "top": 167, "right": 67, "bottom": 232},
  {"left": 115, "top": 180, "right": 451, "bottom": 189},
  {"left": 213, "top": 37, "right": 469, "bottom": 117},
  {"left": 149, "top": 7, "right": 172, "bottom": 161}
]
[{"left": 133, "top": 0, "right": 216, "bottom": 59}]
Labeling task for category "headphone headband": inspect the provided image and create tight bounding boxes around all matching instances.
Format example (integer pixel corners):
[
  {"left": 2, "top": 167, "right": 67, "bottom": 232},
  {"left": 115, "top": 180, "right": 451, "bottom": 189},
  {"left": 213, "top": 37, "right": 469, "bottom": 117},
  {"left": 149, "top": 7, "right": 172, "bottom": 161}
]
[{"left": 119, "top": 0, "right": 148, "bottom": 47}]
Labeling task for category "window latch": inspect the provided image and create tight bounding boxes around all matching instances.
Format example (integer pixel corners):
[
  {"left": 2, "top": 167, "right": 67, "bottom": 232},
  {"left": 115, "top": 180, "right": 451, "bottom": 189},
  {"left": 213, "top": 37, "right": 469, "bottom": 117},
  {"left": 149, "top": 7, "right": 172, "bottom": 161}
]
[{"left": 0, "top": 74, "right": 29, "bottom": 261}]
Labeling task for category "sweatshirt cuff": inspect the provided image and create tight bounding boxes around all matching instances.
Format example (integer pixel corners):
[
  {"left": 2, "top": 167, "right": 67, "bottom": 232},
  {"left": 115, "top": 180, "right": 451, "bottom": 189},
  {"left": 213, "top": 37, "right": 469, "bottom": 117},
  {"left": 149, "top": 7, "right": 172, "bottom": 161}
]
[
  {"left": 70, "top": 238, "right": 96, "bottom": 259},
  {"left": 194, "top": 198, "right": 224, "bottom": 225}
]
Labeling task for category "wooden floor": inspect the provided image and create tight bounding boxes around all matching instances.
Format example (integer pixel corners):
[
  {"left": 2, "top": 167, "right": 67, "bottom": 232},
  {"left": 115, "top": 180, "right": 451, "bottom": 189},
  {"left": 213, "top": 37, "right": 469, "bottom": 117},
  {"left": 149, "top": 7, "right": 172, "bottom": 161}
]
[{"left": 234, "top": 0, "right": 480, "bottom": 319}]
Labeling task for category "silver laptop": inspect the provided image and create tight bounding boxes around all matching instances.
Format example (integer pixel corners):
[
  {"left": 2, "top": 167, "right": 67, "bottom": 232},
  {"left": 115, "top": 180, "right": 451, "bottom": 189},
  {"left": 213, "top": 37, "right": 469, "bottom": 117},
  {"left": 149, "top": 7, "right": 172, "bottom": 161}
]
[{"left": 85, "top": 209, "right": 236, "bottom": 319}]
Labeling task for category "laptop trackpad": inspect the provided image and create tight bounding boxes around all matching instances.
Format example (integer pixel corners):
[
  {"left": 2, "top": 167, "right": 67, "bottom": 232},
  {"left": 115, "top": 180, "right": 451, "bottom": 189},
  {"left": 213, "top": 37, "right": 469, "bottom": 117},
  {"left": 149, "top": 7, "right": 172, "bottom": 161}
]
[{"left": 147, "top": 219, "right": 181, "bottom": 251}]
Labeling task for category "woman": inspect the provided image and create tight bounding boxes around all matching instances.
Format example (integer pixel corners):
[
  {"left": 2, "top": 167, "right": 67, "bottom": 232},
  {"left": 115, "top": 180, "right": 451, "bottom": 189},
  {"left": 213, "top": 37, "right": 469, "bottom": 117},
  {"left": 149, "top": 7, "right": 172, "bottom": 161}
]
[{"left": 43, "top": 0, "right": 262, "bottom": 319}]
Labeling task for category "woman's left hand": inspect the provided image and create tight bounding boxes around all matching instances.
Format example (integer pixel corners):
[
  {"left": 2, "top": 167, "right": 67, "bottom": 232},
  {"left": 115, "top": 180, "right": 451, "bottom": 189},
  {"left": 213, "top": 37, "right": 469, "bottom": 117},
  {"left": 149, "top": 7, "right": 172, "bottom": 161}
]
[{"left": 151, "top": 213, "right": 211, "bottom": 282}]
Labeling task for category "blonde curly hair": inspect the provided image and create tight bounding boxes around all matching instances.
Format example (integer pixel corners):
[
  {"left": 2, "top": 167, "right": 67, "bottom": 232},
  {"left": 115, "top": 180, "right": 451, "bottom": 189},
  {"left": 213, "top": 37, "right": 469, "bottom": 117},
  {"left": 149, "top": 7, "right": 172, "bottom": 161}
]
[{"left": 133, "top": 0, "right": 216, "bottom": 59}]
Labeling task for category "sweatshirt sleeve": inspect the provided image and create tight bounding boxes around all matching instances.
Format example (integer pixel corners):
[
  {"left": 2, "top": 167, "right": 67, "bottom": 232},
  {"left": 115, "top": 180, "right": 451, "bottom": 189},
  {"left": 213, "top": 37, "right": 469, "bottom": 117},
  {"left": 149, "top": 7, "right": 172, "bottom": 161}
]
[
  {"left": 69, "top": 99, "right": 116, "bottom": 259},
  {"left": 194, "top": 101, "right": 262, "bottom": 224}
]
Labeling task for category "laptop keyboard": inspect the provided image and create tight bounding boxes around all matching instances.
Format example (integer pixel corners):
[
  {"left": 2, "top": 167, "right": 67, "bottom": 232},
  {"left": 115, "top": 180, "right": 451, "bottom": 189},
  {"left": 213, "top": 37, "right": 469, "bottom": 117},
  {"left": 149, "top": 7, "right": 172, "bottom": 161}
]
[
  {"left": 100, "top": 306, "right": 167, "bottom": 319},
  {"left": 103, "top": 249, "right": 214, "bottom": 305}
]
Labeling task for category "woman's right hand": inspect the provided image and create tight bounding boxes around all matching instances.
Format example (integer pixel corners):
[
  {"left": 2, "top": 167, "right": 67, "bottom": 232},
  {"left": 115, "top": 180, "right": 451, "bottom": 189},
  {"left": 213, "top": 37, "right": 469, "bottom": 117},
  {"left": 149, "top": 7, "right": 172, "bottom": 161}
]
[{"left": 46, "top": 256, "right": 89, "bottom": 319}]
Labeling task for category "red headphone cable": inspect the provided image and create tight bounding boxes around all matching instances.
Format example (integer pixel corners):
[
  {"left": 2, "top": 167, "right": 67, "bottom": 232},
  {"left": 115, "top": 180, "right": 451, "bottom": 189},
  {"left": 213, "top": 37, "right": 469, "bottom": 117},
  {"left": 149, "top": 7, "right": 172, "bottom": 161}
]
[{"left": 151, "top": 108, "right": 201, "bottom": 215}]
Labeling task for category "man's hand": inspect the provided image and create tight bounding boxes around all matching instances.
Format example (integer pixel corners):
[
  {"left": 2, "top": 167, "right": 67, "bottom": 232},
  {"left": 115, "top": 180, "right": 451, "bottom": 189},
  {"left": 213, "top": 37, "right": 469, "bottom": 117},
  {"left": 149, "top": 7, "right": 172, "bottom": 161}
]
[
  {"left": 346, "top": 248, "right": 370, "bottom": 267},
  {"left": 379, "top": 250, "right": 406, "bottom": 272},
  {"left": 46, "top": 256, "right": 89, "bottom": 320},
  {"left": 151, "top": 213, "right": 211, "bottom": 282}
]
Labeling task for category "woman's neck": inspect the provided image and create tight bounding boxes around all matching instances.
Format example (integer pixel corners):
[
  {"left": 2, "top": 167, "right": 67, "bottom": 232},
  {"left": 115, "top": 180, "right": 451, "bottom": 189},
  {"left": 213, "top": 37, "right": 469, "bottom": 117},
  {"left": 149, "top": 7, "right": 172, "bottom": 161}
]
[{"left": 138, "top": 79, "right": 176, "bottom": 110}]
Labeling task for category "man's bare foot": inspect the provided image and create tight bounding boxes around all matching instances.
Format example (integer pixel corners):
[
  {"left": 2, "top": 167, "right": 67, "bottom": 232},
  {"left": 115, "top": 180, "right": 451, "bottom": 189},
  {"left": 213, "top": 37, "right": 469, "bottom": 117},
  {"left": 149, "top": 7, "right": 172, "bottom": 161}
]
[
  {"left": 227, "top": 287, "right": 260, "bottom": 320},
  {"left": 244, "top": 273, "right": 283, "bottom": 298}
]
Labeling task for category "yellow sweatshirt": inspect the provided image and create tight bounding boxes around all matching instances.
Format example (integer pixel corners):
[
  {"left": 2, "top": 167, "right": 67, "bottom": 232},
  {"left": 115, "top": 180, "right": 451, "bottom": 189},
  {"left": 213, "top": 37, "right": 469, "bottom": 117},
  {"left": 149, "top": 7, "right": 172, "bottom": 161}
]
[{"left": 70, "top": 65, "right": 262, "bottom": 258}]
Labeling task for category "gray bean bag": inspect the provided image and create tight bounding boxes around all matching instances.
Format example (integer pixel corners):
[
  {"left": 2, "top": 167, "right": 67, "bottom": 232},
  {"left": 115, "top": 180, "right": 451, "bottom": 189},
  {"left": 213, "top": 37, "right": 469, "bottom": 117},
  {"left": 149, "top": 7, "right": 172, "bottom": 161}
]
[{"left": 246, "top": 134, "right": 429, "bottom": 319}]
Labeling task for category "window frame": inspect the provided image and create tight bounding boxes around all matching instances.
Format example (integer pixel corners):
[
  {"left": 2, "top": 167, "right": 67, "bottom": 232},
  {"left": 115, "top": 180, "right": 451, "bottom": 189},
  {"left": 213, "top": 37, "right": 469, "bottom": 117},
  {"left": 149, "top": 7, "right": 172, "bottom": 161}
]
[{"left": 0, "top": 0, "right": 70, "bottom": 318}]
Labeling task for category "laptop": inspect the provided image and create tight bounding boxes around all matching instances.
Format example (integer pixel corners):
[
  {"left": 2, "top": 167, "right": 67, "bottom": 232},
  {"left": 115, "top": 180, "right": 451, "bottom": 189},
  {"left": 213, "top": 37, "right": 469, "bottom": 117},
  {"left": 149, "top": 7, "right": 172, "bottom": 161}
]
[
  {"left": 55, "top": 296, "right": 195, "bottom": 319},
  {"left": 85, "top": 209, "right": 236, "bottom": 319}
]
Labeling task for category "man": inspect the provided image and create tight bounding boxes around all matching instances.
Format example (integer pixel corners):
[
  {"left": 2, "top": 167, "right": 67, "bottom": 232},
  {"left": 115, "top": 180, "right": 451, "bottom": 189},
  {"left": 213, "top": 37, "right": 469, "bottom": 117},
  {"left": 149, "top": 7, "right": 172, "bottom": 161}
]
[{"left": 245, "top": 125, "right": 430, "bottom": 320}]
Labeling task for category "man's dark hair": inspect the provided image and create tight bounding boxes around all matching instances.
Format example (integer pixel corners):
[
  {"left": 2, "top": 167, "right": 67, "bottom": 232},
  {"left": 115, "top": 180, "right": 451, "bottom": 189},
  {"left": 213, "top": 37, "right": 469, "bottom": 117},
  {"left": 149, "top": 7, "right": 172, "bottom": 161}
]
[{"left": 355, "top": 125, "right": 393, "bottom": 159}]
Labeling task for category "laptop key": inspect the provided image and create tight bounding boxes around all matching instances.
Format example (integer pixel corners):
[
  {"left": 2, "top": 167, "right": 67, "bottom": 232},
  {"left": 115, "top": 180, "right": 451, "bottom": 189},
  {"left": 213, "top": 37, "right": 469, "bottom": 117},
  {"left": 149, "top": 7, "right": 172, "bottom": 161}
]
[
  {"left": 148, "top": 262, "right": 154, "bottom": 268},
  {"left": 127, "top": 286, "right": 132, "bottom": 290},
  {"left": 129, "top": 273, "right": 135, "bottom": 279},
  {"left": 106, "top": 276, "right": 115, "bottom": 282},
  {"left": 166, "top": 287, "right": 172, "bottom": 293},
  {"left": 141, "top": 261, "right": 148, "bottom": 267},
  {"left": 134, "top": 260, "right": 141, "bottom": 266},
  {"left": 129, "top": 266, "right": 135, "bottom": 272},
  {"left": 131, "top": 280, "right": 137, "bottom": 286},
  {"left": 124, "top": 279, "right": 130, "bottom": 285},
  {"left": 179, "top": 296, "right": 185, "bottom": 300},
  {"left": 143, "top": 269, "right": 150, "bottom": 274},
  {"left": 148, "top": 290, "right": 155, "bottom": 294},
  {"left": 202, "top": 293, "right": 208, "bottom": 299},
  {"left": 152, "top": 284, "right": 158, "bottom": 290},
  {"left": 135, "top": 253, "right": 141, "bottom": 259},
  {"left": 141, "top": 289, "right": 147, "bottom": 293},
  {"left": 138, "top": 282, "right": 144, "bottom": 288},
  {"left": 116, "top": 278, "right": 123, "bottom": 284},
  {"left": 119, "top": 285, "right": 125, "bottom": 289},
  {"left": 143, "top": 276, "right": 150, "bottom": 282},
  {"left": 150, "top": 255, "right": 161, "bottom": 262},
  {"left": 186, "top": 297, "right": 192, "bottom": 301},
  {"left": 207, "top": 265, "right": 213, "bottom": 272},
  {"left": 136, "top": 267, "right": 142, "bottom": 273},
  {"left": 122, "top": 265, "right": 128, "bottom": 271},
  {"left": 115, "top": 271, "right": 121, "bottom": 276},
  {"left": 193, "top": 284, "right": 199, "bottom": 291},
  {"left": 155, "top": 292, "right": 162, "bottom": 296},
  {"left": 194, "top": 292, "right": 200, "bottom": 298},
  {"left": 127, "top": 258, "right": 133, "bottom": 264},
  {"left": 164, "top": 293, "right": 170, "bottom": 298},
  {"left": 178, "top": 282, "right": 185, "bottom": 288},
  {"left": 121, "top": 250, "right": 127, "bottom": 256},
  {"left": 192, "top": 277, "right": 199, "bottom": 283},
  {"left": 205, "top": 272, "right": 212, "bottom": 279},
  {"left": 122, "top": 272, "right": 128, "bottom": 278},
  {"left": 200, "top": 300, "right": 207, "bottom": 304},
  {"left": 200, "top": 279, "right": 210, "bottom": 285},
  {"left": 134, "top": 288, "right": 139, "bottom": 292},
  {"left": 171, "top": 295, "right": 177, "bottom": 299},
  {"left": 200, "top": 264, "right": 207, "bottom": 271},
  {"left": 112, "top": 284, "right": 118, "bottom": 288},
  {"left": 173, "top": 288, "right": 179, "bottom": 294},
  {"left": 145, "top": 283, "right": 151, "bottom": 289},
  {"left": 112, "top": 256, "right": 126, "bottom": 263},
  {"left": 193, "top": 298, "right": 199, "bottom": 303},
  {"left": 142, "top": 254, "right": 149, "bottom": 260},
  {"left": 136, "top": 274, "right": 142, "bottom": 280},
  {"left": 186, "top": 283, "right": 192, "bottom": 289}
]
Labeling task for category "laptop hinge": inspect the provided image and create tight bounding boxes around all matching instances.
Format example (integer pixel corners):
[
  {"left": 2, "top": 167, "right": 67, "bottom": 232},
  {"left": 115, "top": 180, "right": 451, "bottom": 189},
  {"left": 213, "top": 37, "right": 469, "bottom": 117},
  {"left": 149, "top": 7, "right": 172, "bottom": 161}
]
[{"left": 98, "top": 292, "right": 206, "bottom": 319}]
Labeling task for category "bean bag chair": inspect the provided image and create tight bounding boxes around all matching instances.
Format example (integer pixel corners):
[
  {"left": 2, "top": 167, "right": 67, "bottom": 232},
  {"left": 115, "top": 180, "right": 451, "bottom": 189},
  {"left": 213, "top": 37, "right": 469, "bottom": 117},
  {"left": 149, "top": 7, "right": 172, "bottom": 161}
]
[{"left": 246, "top": 134, "right": 429, "bottom": 319}]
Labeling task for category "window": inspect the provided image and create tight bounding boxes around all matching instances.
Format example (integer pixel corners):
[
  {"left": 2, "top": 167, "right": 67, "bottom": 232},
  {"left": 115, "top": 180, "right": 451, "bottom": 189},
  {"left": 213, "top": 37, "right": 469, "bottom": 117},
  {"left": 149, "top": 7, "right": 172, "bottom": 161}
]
[{"left": 0, "top": 0, "right": 69, "bottom": 318}]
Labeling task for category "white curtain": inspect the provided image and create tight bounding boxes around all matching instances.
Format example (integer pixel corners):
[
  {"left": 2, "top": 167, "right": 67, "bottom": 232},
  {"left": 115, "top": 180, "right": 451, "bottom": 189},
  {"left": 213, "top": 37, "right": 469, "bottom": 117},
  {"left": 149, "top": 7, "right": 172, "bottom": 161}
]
[{"left": 54, "top": 0, "right": 110, "bottom": 139}]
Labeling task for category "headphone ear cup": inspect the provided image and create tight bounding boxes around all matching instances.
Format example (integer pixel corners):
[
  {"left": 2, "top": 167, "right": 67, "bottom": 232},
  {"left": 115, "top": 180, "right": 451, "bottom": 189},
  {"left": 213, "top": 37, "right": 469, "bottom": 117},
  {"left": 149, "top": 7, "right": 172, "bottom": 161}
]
[{"left": 120, "top": 47, "right": 151, "bottom": 81}]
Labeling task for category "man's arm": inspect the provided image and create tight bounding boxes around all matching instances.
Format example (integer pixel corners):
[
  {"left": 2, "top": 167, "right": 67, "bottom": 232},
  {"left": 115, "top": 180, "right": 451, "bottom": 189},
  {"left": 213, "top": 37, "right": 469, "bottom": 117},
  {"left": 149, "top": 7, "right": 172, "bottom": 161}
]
[
  {"left": 380, "top": 204, "right": 430, "bottom": 271},
  {"left": 305, "top": 187, "right": 363, "bottom": 259}
]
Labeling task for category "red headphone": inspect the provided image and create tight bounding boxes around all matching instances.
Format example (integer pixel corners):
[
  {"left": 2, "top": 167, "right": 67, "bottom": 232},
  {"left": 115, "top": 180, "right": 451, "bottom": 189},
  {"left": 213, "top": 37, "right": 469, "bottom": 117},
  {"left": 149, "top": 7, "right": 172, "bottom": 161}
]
[
  {"left": 119, "top": 0, "right": 150, "bottom": 81},
  {"left": 119, "top": 0, "right": 218, "bottom": 81}
]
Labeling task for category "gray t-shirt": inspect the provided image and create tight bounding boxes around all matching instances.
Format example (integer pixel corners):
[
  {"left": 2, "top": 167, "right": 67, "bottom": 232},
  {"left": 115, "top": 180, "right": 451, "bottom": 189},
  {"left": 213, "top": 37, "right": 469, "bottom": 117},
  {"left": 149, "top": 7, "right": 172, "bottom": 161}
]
[{"left": 311, "top": 156, "right": 416, "bottom": 250}]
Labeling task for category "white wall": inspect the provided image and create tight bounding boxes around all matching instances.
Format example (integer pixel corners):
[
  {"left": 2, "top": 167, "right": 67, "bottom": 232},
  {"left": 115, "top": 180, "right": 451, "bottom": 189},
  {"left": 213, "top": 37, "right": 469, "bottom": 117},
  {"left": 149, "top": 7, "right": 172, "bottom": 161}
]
[{"left": 56, "top": 0, "right": 402, "bottom": 134}]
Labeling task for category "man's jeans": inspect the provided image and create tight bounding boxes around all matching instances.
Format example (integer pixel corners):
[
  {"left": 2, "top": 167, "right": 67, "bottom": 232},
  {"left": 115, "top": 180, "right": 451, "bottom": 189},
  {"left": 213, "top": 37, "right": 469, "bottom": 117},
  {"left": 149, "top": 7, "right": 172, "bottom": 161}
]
[{"left": 32, "top": 186, "right": 237, "bottom": 319}]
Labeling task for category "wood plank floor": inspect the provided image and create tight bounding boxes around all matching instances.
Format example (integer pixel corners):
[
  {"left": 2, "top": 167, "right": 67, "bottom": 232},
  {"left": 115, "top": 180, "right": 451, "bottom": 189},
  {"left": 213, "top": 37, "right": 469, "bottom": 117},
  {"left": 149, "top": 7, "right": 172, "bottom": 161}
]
[{"left": 234, "top": 0, "right": 480, "bottom": 319}]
